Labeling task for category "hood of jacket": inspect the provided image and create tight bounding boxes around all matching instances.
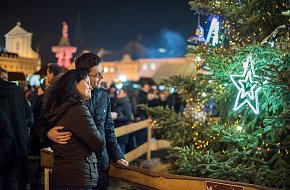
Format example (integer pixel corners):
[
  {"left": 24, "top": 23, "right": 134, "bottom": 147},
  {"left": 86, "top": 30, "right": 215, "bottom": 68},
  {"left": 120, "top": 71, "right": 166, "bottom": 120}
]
[
  {"left": 44, "top": 101, "right": 81, "bottom": 125},
  {"left": 0, "top": 79, "right": 22, "bottom": 97}
]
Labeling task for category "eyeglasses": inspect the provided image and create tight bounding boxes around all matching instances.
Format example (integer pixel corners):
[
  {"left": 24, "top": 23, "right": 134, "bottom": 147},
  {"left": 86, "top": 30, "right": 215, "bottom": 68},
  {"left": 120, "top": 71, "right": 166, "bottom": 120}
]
[{"left": 88, "top": 69, "right": 104, "bottom": 78}]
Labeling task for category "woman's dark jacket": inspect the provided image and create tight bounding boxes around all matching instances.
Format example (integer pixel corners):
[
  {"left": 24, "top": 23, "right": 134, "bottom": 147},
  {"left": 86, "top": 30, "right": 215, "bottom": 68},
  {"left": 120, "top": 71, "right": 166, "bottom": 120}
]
[
  {"left": 112, "top": 96, "right": 132, "bottom": 144},
  {"left": 44, "top": 101, "right": 105, "bottom": 187}
]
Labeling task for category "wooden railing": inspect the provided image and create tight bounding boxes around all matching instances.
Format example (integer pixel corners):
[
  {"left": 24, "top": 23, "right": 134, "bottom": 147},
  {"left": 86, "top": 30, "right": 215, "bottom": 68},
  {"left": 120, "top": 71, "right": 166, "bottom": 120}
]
[
  {"left": 109, "top": 163, "right": 275, "bottom": 190},
  {"left": 40, "top": 118, "right": 274, "bottom": 190},
  {"left": 114, "top": 119, "right": 170, "bottom": 162}
]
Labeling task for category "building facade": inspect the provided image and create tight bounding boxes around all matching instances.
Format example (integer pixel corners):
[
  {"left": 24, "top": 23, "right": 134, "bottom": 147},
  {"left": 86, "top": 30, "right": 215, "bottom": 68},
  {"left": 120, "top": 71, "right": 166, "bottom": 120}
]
[
  {"left": 0, "top": 52, "right": 39, "bottom": 76},
  {"left": 100, "top": 54, "right": 195, "bottom": 86},
  {"left": 0, "top": 22, "right": 40, "bottom": 76}
]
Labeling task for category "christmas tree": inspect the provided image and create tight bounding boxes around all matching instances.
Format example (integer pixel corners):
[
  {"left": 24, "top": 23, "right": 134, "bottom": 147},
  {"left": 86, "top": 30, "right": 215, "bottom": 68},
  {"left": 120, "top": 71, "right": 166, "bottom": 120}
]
[{"left": 141, "top": 0, "right": 290, "bottom": 189}]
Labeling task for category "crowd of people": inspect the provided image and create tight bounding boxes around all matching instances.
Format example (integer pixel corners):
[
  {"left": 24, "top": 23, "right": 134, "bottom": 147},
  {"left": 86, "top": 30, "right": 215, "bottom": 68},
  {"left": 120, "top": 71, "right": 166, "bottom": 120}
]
[
  {"left": 0, "top": 53, "right": 184, "bottom": 190},
  {"left": 107, "top": 78, "right": 185, "bottom": 153}
]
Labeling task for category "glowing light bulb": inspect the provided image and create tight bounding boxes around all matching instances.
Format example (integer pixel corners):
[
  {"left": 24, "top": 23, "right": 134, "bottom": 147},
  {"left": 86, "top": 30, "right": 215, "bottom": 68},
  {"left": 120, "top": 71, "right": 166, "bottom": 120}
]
[{"left": 236, "top": 125, "right": 242, "bottom": 131}]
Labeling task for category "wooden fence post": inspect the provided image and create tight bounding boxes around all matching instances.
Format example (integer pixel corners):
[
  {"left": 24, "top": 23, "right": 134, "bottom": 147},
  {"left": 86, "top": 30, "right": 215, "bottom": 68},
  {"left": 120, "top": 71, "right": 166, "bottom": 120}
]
[
  {"left": 146, "top": 123, "right": 152, "bottom": 160},
  {"left": 44, "top": 168, "right": 50, "bottom": 190}
]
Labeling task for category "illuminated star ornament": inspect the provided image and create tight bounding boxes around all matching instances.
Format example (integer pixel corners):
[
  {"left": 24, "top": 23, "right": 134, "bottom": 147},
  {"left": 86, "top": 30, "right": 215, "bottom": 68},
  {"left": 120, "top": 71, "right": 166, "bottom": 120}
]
[{"left": 230, "top": 54, "right": 261, "bottom": 114}]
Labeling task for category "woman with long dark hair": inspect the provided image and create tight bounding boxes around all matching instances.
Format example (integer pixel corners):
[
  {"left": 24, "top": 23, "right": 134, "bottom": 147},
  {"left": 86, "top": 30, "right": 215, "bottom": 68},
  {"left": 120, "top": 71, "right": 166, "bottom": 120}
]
[{"left": 44, "top": 69, "right": 105, "bottom": 190}]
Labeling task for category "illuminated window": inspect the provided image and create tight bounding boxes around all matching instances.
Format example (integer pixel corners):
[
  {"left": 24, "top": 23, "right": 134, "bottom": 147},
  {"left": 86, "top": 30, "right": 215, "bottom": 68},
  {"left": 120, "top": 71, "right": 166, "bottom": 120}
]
[
  {"left": 110, "top": 67, "right": 115, "bottom": 72},
  {"left": 142, "top": 64, "right": 148, "bottom": 70},
  {"left": 104, "top": 67, "right": 109, "bottom": 73},
  {"left": 150, "top": 63, "right": 156, "bottom": 70},
  {"left": 119, "top": 75, "right": 127, "bottom": 82}
]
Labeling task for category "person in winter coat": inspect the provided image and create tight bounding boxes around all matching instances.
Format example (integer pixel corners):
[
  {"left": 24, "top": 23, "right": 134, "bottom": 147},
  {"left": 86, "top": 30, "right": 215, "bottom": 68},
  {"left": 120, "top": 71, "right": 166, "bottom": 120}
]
[
  {"left": 36, "top": 53, "right": 128, "bottom": 190},
  {"left": 147, "top": 89, "right": 160, "bottom": 107},
  {"left": 112, "top": 87, "right": 133, "bottom": 154},
  {"left": 135, "top": 83, "right": 150, "bottom": 120},
  {"left": 42, "top": 63, "right": 62, "bottom": 110},
  {"left": 0, "top": 78, "right": 31, "bottom": 190},
  {"left": 30, "top": 81, "right": 46, "bottom": 156},
  {"left": 135, "top": 83, "right": 150, "bottom": 146},
  {"left": 108, "top": 83, "right": 117, "bottom": 110},
  {"left": 0, "top": 108, "right": 13, "bottom": 190},
  {"left": 43, "top": 69, "right": 105, "bottom": 190}
]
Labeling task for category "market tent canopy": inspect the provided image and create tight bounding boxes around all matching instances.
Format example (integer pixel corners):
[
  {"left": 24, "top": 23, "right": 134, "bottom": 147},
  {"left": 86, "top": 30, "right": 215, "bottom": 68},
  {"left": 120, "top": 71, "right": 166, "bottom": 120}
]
[
  {"left": 8, "top": 72, "right": 26, "bottom": 81},
  {"left": 152, "top": 62, "right": 196, "bottom": 84},
  {"left": 138, "top": 77, "right": 157, "bottom": 86}
]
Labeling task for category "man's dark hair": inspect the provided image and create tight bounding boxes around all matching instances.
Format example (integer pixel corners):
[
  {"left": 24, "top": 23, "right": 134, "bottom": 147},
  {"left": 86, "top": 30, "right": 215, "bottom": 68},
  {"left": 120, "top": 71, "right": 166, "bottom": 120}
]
[
  {"left": 0, "top": 67, "right": 7, "bottom": 74},
  {"left": 75, "top": 53, "right": 103, "bottom": 72},
  {"left": 120, "top": 87, "right": 128, "bottom": 94},
  {"left": 47, "top": 63, "right": 61, "bottom": 76},
  {"left": 109, "top": 83, "right": 117, "bottom": 89},
  {"left": 141, "top": 82, "right": 149, "bottom": 88}
]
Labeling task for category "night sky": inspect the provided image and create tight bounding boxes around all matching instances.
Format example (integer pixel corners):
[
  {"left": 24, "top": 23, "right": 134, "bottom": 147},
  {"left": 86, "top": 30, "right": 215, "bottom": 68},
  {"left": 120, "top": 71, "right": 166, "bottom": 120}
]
[{"left": 0, "top": 0, "right": 197, "bottom": 65}]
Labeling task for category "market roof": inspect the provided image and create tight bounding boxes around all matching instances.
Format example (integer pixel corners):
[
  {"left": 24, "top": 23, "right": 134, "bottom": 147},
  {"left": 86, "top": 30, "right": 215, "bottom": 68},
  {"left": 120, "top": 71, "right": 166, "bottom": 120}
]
[
  {"left": 101, "top": 40, "right": 151, "bottom": 62},
  {"left": 8, "top": 72, "right": 26, "bottom": 81},
  {"left": 152, "top": 62, "right": 196, "bottom": 84}
]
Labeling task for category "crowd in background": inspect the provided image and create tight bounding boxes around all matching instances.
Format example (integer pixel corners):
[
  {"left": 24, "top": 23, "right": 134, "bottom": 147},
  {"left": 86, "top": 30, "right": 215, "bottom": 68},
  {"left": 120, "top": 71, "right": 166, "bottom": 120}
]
[
  {"left": 0, "top": 62, "right": 185, "bottom": 189},
  {"left": 106, "top": 82, "right": 185, "bottom": 154}
]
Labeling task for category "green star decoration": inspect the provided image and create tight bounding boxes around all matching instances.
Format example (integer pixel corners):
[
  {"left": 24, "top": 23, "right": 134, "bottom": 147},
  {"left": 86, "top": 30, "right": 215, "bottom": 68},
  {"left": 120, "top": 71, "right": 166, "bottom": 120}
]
[{"left": 230, "top": 54, "right": 261, "bottom": 114}]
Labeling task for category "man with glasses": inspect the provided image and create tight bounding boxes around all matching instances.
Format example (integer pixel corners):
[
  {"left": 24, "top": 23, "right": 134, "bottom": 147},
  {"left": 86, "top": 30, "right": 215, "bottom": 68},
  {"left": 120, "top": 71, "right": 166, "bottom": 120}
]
[{"left": 38, "top": 53, "right": 128, "bottom": 190}]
